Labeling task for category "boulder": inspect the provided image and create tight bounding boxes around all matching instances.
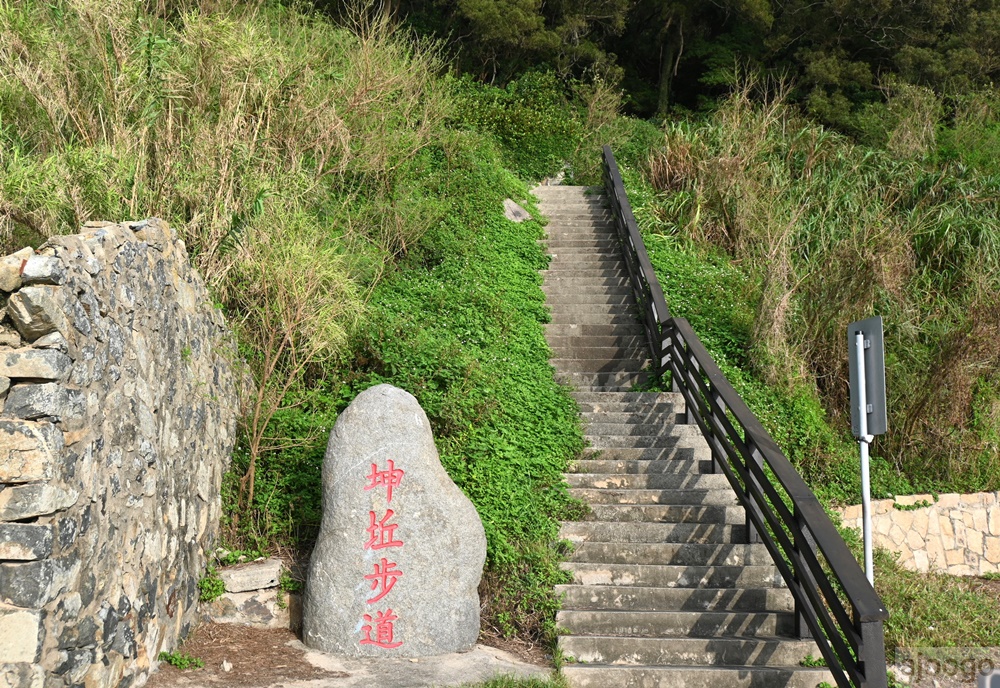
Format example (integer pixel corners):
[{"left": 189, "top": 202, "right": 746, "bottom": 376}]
[
  {"left": 219, "top": 557, "right": 282, "bottom": 593},
  {"left": 503, "top": 199, "right": 531, "bottom": 223},
  {"left": 303, "top": 384, "right": 486, "bottom": 657}
]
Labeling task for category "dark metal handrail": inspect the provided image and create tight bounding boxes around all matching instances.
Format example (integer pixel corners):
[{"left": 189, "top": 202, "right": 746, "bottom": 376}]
[{"left": 602, "top": 145, "right": 888, "bottom": 688}]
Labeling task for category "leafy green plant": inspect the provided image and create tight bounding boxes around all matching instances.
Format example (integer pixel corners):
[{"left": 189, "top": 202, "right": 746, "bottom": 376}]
[
  {"left": 800, "top": 654, "right": 827, "bottom": 668},
  {"left": 158, "top": 651, "right": 204, "bottom": 670},
  {"left": 197, "top": 567, "right": 225, "bottom": 603},
  {"left": 893, "top": 500, "right": 933, "bottom": 511},
  {"left": 279, "top": 570, "right": 303, "bottom": 593}
]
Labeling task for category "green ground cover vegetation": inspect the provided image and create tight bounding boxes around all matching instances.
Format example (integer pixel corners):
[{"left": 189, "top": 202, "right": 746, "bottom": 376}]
[{"left": 2, "top": 0, "right": 999, "bottom": 659}]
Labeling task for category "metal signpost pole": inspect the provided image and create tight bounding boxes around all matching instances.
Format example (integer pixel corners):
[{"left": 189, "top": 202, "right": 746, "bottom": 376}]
[
  {"left": 849, "top": 316, "right": 886, "bottom": 587},
  {"left": 855, "top": 332, "right": 874, "bottom": 585}
]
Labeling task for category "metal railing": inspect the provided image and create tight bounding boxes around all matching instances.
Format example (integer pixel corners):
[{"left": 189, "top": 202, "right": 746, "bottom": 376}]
[{"left": 602, "top": 145, "right": 889, "bottom": 688}]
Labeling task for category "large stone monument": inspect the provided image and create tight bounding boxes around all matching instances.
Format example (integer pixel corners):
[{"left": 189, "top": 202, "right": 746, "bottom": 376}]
[{"left": 303, "top": 384, "right": 486, "bottom": 657}]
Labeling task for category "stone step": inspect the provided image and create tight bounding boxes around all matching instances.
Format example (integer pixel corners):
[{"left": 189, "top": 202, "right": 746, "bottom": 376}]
[
  {"left": 548, "top": 315, "right": 641, "bottom": 327},
  {"left": 583, "top": 422, "right": 699, "bottom": 437},
  {"left": 556, "top": 372, "right": 651, "bottom": 388},
  {"left": 543, "top": 231, "right": 617, "bottom": 240},
  {"left": 556, "top": 585, "right": 793, "bottom": 613},
  {"left": 544, "top": 294, "right": 634, "bottom": 305},
  {"left": 545, "top": 324, "right": 645, "bottom": 337},
  {"left": 569, "top": 458, "right": 712, "bottom": 474},
  {"left": 540, "top": 268, "right": 629, "bottom": 278},
  {"left": 548, "top": 348, "right": 650, "bottom": 364},
  {"left": 572, "top": 391, "right": 684, "bottom": 404},
  {"left": 559, "top": 521, "right": 747, "bottom": 545},
  {"left": 585, "top": 435, "right": 706, "bottom": 449},
  {"left": 541, "top": 285, "right": 633, "bottom": 297},
  {"left": 560, "top": 664, "right": 833, "bottom": 688},
  {"left": 544, "top": 269, "right": 629, "bottom": 281},
  {"left": 577, "top": 403, "right": 678, "bottom": 415},
  {"left": 540, "top": 239, "right": 619, "bottom": 248},
  {"left": 547, "top": 304, "right": 637, "bottom": 317},
  {"left": 569, "top": 489, "right": 739, "bottom": 507},
  {"left": 565, "top": 473, "right": 728, "bottom": 490},
  {"left": 556, "top": 609, "right": 796, "bottom": 638},
  {"left": 546, "top": 250, "right": 622, "bottom": 259},
  {"left": 574, "top": 448, "right": 711, "bottom": 463},
  {"left": 567, "top": 542, "right": 773, "bottom": 566},
  {"left": 561, "top": 563, "right": 785, "bottom": 588},
  {"left": 585, "top": 504, "right": 745, "bottom": 524},
  {"left": 557, "top": 634, "right": 817, "bottom": 666},
  {"left": 552, "top": 359, "right": 649, "bottom": 374},
  {"left": 581, "top": 411, "right": 681, "bottom": 425},
  {"left": 545, "top": 261, "right": 626, "bottom": 272},
  {"left": 541, "top": 275, "right": 630, "bottom": 286}
]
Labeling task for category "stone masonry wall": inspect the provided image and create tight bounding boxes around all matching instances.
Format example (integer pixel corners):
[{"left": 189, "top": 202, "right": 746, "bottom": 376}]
[
  {"left": 838, "top": 492, "right": 1000, "bottom": 576},
  {"left": 0, "top": 219, "right": 238, "bottom": 687}
]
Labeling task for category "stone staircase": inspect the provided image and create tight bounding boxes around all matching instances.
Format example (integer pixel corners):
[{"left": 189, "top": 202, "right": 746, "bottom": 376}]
[{"left": 535, "top": 185, "right": 834, "bottom": 688}]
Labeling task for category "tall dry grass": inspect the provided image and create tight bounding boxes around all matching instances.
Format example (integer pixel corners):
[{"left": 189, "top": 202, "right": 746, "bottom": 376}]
[
  {"left": 641, "top": 80, "right": 1000, "bottom": 493},
  {"left": 0, "top": 0, "right": 452, "bottom": 533}
]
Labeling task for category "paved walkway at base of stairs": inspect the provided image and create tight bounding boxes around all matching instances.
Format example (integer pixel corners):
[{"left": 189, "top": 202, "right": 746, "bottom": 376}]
[{"left": 147, "top": 625, "right": 551, "bottom": 688}]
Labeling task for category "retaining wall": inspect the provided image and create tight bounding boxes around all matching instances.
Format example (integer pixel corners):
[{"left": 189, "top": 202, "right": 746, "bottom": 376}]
[
  {"left": 0, "top": 219, "right": 238, "bottom": 687},
  {"left": 838, "top": 492, "right": 1000, "bottom": 576}
]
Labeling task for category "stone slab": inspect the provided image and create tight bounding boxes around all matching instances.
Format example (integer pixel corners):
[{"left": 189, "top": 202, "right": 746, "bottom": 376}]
[
  {"left": 503, "top": 199, "right": 532, "bottom": 223},
  {"left": 0, "top": 349, "right": 72, "bottom": 381},
  {"left": 0, "top": 483, "right": 78, "bottom": 520},
  {"left": 219, "top": 557, "right": 283, "bottom": 593},
  {"left": 0, "top": 419, "right": 62, "bottom": 483}
]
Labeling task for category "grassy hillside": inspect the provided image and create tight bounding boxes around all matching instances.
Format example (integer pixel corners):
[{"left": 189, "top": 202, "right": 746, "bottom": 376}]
[{"left": 0, "top": 0, "right": 592, "bottom": 645}]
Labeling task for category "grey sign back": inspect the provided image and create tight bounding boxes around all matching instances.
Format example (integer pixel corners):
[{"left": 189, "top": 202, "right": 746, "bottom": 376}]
[{"left": 849, "top": 315, "right": 887, "bottom": 437}]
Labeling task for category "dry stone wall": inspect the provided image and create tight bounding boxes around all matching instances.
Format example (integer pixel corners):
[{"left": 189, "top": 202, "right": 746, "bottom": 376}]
[
  {"left": 838, "top": 492, "right": 1000, "bottom": 576},
  {"left": 0, "top": 219, "right": 238, "bottom": 687}
]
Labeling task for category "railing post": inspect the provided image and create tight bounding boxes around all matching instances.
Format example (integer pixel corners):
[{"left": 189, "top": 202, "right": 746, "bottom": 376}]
[
  {"left": 858, "top": 615, "right": 888, "bottom": 688},
  {"left": 745, "top": 439, "right": 763, "bottom": 543},
  {"left": 793, "top": 504, "right": 816, "bottom": 639}
]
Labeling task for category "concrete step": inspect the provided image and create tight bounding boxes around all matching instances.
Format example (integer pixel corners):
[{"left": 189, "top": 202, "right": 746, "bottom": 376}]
[
  {"left": 545, "top": 324, "right": 646, "bottom": 337},
  {"left": 559, "top": 521, "right": 747, "bottom": 545},
  {"left": 540, "top": 268, "right": 628, "bottom": 278},
  {"left": 541, "top": 279, "right": 631, "bottom": 290},
  {"left": 574, "top": 447, "right": 710, "bottom": 462},
  {"left": 547, "top": 344, "right": 649, "bottom": 360},
  {"left": 557, "top": 634, "right": 817, "bottom": 666},
  {"left": 560, "top": 664, "right": 833, "bottom": 688},
  {"left": 557, "top": 372, "right": 651, "bottom": 388},
  {"left": 545, "top": 260, "right": 626, "bottom": 271},
  {"left": 561, "top": 563, "right": 785, "bottom": 588},
  {"left": 572, "top": 391, "right": 684, "bottom": 404},
  {"left": 569, "top": 489, "right": 739, "bottom": 507},
  {"left": 549, "top": 348, "right": 649, "bottom": 363},
  {"left": 546, "top": 250, "right": 622, "bottom": 259},
  {"left": 544, "top": 293, "right": 634, "bottom": 305},
  {"left": 567, "top": 542, "right": 773, "bottom": 566},
  {"left": 584, "top": 435, "right": 706, "bottom": 449},
  {"left": 552, "top": 359, "right": 649, "bottom": 374},
  {"left": 583, "top": 422, "right": 699, "bottom": 437},
  {"left": 548, "top": 314, "right": 641, "bottom": 326},
  {"left": 569, "top": 458, "right": 712, "bottom": 474},
  {"left": 543, "top": 231, "right": 617, "bottom": 240},
  {"left": 556, "top": 585, "right": 793, "bottom": 613},
  {"left": 585, "top": 504, "right": 745, "bottom": 524},
  {"left": 581, "top": 411, "right": 681, "bottom": 425},
  {"left": 547, "top": 304, "right": 637, "bottom": 316},
  {"left": 541, "top": 239, "right": 619, "bottom": 248},
  {"left": 566, "top": 473, "right": 728, "bottom": 490},
  {"left": 541, "top": 284, "right": 632, "bottom": 296},
  {"left": 556, "top": 609, "right": 796, "bottom": 638}
]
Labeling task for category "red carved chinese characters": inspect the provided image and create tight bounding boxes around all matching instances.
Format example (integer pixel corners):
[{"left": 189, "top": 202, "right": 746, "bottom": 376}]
[
  {"left": 360, "top": 460, "right": 406, "bottom": 649},
  {"left": 364, "top": 459, "right": 405, "bottom": 503},
  {"left": 360, "top": 609, "right": 403, "bottom": 649},
  {"left": 364, "top": 557, "right": 403, "bottom": 604},
  {"left": 364, "top": 509, "right": 403, "bottom": 550}
]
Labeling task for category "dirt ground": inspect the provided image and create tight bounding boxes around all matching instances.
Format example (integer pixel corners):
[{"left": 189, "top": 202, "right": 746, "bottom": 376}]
[{"left": 145, "top": 624, "right": 551, "bottom": 688}]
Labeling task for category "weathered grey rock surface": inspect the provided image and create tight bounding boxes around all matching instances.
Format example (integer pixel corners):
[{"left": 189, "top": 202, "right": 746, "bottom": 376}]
[
  {"left": 503, "top": 199, "right": 532, "bottom": 223},
  {"left": 304, "top": 384, "right": 486, "bottom": 657}
]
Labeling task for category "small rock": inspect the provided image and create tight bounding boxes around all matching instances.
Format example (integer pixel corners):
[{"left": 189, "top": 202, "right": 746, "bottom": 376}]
[
  {"left": 0, "top": 419, "right": 62, "bottom": 483},
  {"left": 0, "top": 324, "right": 21, "bottom": 349},
  {"left": 32, "top": 332, "right": 68, "bottom": 352},
  {"left": 20, "top": 255, "right": 65, "bottom": 286},
  {"left": 503, "top": 199, "right": 532, "bottom": 223},
  {"left": 3, "top": 383, "right": 84, "bottom": 422},
  {"left": 0, "top": 524, "right": 54, "bottom": 560},
  {"left": 0, "top": 483, "right": 79, "bottom": 520},
  {"left": 218, "top": 558, "right": 282, "bottom": 593},
  {"left": 7, "top": 286, "right": 69, "bottom": 342},
  {"left": 0, "top": 602, "right": 41, "bottom": 663},
  {"left": 0, "top": 349, "right": 72, "bottom": 381},
  {"left": 221, "top": 661, "right": 232, "bottom": 673},
  {"left": 0, "top": 248, "right": 33, "bottom": 293}
]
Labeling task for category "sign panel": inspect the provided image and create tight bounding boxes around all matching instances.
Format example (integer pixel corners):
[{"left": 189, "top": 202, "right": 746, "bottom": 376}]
[{"left": 849, "top": 315, "right": 887, "bottom": 437}]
